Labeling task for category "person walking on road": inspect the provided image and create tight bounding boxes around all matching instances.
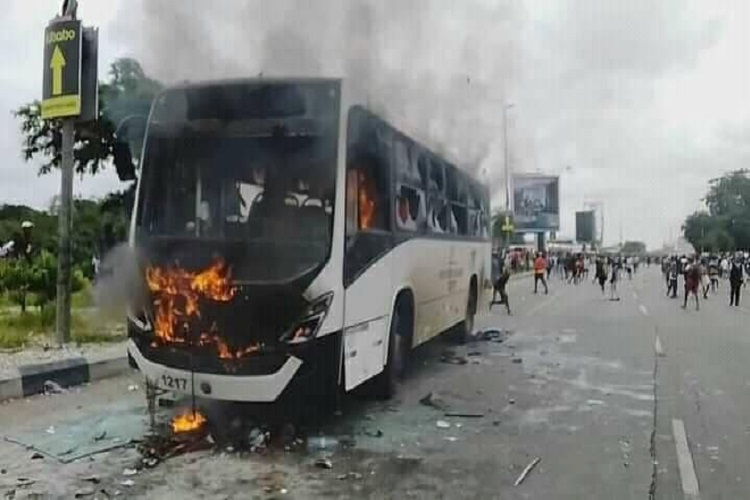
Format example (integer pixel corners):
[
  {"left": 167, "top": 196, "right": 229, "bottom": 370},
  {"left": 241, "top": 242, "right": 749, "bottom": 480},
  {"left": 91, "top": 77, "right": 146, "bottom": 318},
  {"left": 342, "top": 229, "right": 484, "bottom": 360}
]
[
  {"left": 729, "top": 257, "right": 744, "bottom": 306},
  {"left": 682, "top": 259, "right": 701, "bottom": 311},
  {"left": 595, "top": 256, "right": 607, "bottom": 294},
  {"left": 609, "top": 258, "right": 621, "bottom": 301},
  {"left": 533, "top": 252, "right": 549, "bottom": 295},
  {"left": 666, "top": 259, "right": 679, "bottom": 299}
]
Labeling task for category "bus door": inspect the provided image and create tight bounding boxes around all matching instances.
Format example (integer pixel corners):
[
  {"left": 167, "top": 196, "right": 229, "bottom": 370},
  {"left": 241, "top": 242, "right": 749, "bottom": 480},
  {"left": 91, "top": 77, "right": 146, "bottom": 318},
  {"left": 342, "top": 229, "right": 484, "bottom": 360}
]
[{"left": 342, "top": 137, "right": 393, "bottom": 390}]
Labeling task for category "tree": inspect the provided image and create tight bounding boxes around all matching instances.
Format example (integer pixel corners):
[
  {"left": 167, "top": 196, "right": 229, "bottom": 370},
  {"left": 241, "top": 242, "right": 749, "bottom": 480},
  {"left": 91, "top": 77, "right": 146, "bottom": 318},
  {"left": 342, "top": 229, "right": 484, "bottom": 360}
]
[
  {"left": 683, "top": 170, "right": 750, "bottom": 252},
  {"left": 621, "top": 241, "right": 646, "bottom": 254},
  {"left": 14, "top": 58, "right": 161, "bottom": 176}
]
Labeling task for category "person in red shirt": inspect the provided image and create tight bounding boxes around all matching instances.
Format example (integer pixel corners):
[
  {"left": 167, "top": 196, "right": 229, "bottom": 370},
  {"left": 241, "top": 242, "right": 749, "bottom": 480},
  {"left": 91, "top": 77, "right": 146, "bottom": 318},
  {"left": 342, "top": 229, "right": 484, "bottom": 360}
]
[{"left": 533, "top": 252, "right": 549, "bottom": 294}]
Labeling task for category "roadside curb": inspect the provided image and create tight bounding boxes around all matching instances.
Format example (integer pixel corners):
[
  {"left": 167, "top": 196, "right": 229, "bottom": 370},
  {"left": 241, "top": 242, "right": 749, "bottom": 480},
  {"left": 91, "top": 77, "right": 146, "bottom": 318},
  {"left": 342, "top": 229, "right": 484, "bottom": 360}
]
[{"left": 0, "top": 355, "right": 129, "bottom": 402}]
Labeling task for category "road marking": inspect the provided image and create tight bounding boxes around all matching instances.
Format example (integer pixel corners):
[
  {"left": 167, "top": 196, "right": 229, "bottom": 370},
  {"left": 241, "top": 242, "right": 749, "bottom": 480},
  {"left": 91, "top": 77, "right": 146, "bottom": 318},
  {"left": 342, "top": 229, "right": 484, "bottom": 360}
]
[
  {"left": 672, "top": 419, "right": 701, "bottom": 499},
  {"left": 639, "top": 304, "right": 649, "bottom": 316},
  {"left": 654, "top": 335, "right": 665, "bottom": 357}
]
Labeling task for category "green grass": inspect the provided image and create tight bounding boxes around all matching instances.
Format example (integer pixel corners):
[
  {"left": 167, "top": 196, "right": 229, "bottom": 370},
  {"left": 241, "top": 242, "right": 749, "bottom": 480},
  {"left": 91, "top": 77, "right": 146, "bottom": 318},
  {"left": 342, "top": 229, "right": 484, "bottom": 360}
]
[{"left": 0, "top": 308, "right": 125, "bottom": 349}]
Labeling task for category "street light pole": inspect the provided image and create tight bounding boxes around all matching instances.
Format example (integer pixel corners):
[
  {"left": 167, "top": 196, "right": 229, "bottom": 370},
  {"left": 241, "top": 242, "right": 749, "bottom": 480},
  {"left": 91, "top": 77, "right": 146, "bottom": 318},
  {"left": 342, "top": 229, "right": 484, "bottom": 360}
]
[{"left": 503, "top": 103, "right": 514, "bottom": 211}]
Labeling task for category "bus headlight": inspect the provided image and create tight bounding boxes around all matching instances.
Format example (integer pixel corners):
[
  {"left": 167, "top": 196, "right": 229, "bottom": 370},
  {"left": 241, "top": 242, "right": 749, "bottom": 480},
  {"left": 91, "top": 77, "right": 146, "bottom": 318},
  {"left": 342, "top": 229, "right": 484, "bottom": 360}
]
[{"left": 279, "top": 293, "right": 334, "bottom": 345}]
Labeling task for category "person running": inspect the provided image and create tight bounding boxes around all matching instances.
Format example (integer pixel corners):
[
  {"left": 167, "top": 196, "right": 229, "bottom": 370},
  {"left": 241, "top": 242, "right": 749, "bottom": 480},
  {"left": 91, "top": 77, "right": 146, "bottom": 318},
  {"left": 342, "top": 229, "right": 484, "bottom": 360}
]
[
  {"left": 533, "top": 252, "right": 549, "bottom": 295},
  {"left": 701, "top": 259, "right": 711, "bottom": 299},
  {"left": 729, "top": 257, "right": 744, "bottom": 306},
  {"left": 491, "top": 266, "right": 512, "bottom": 315},
  {"left": 682, "top": 259, "right": 701, "bottom": 311}
]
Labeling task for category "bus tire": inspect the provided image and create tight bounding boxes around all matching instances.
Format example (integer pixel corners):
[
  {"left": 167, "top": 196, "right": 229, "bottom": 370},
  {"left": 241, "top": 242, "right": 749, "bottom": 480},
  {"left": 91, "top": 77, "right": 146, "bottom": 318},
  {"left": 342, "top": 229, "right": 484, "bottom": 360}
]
[
  {"left": 372, "top": 296, "right": 412, "bottom": 400},
  {"left": 455, "top": 279, "right": 478, "bottom": 344}
]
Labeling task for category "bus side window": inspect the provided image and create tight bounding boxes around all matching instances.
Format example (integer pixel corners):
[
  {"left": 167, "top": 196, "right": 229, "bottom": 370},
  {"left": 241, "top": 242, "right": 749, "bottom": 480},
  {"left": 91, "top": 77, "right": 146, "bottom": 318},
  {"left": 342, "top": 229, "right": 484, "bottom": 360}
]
[
  {"left": 395, "top": 184, "right": 424, "bottom": 231},
  {"left": 346, "top": 156, "right": 388, "bottom": 234}
]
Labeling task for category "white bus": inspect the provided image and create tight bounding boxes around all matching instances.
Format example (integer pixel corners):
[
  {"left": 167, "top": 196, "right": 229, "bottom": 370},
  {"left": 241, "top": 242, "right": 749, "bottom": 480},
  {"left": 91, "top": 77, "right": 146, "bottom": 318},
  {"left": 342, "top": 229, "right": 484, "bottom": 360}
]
[{"left": 124, "top": 78, "right": 492, "bottom": 407}]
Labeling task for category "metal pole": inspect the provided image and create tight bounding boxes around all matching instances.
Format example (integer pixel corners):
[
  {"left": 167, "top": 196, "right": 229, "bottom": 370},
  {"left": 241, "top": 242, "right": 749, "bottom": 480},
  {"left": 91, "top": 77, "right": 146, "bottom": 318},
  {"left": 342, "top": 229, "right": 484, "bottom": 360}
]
[
  {"left": 56, "top": 118, "right": 74, "bottom": 344},
  {"left": 503, "top": 105, "right": 511, "bottom": 211}
]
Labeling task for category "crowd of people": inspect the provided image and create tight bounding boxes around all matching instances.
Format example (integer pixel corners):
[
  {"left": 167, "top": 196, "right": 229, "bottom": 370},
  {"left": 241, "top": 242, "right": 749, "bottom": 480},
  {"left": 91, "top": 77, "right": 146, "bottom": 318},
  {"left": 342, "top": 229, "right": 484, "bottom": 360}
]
[
  {"left": 491, "top": 247, "right": 749, "bottom": 315},
  {"left": 491, "top": 250, "right": 660, "bottom": 313},
  {"left": 661, "top": 253, "right": 747, "bottom": 310}
]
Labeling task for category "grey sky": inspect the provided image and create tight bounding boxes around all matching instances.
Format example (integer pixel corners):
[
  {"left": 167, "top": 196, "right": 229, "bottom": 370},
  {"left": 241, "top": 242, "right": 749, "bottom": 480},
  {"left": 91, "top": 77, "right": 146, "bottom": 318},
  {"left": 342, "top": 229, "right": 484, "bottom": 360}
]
[{"left": 2, "top": 1, "right": 749, "bottom": 248}]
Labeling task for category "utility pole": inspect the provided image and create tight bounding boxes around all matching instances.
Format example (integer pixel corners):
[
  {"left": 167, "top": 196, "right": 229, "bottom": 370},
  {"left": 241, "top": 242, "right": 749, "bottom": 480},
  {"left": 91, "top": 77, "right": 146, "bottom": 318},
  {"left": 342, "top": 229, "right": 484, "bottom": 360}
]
[
  {"left": 41, "top": 0, "right": 95, "bottom": 344},
  {"left": 503, "top": 103, "right": 514, "bottom": 211}
]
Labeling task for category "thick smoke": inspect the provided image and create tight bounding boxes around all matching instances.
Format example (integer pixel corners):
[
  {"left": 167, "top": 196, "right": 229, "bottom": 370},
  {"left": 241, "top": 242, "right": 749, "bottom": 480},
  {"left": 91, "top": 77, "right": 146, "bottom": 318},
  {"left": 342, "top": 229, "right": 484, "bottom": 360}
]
[{"left": 113, "top": 0, "right": 520, "bottom": 187}]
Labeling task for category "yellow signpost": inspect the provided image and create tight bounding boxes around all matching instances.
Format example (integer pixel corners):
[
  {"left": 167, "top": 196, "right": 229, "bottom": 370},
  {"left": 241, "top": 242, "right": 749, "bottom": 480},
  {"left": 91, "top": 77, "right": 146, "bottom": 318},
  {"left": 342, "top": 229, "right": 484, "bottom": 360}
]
[{"left": 41, "top": 20, "right": 82, "bottom": 120}]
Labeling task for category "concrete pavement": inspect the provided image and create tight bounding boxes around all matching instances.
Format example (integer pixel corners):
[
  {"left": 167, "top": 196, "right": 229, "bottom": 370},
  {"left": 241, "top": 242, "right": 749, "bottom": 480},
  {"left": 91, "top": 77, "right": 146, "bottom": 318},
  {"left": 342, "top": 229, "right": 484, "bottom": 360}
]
[{"left": 0, "top": 267, "right": 747, "bottom": 498}]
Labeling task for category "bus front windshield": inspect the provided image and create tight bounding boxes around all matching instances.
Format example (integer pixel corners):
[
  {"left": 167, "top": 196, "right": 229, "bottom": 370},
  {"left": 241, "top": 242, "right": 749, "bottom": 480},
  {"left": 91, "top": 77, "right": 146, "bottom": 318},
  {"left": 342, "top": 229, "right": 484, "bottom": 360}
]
[{"left": 137, "top": 128, "right": 338, "bottom": 282}]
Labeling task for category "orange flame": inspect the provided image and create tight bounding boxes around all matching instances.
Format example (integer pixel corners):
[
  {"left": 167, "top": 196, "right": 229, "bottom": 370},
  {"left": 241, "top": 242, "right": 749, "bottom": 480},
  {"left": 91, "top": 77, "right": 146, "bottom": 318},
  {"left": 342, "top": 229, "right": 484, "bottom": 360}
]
[
  {"left": 358, "top": 170, "right": 377, "bottom": 230},
  {"left": 171, "top": 409, "right": 207, "bottom": 433},
  {"left": 145, "top": 259, "right": 259, "bottom": 359}
]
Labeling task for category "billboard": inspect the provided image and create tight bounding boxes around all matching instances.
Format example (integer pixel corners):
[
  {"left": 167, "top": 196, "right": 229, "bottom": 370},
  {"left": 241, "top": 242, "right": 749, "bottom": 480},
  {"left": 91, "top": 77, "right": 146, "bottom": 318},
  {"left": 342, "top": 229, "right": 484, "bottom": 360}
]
[
  {"left": 576, "top": 210, "right": 596, "bottom": 243},
  {"left": 512, "top": 175, "right": 560, "bottom": 231}
]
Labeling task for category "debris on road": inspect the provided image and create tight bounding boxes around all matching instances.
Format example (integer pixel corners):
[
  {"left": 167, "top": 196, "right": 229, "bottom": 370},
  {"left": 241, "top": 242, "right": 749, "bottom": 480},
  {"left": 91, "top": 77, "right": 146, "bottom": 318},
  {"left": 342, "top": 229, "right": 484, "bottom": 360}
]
[
  {"left": 443, "top": 436, "right": 459, "bottom": 442},
  {"left": 314, "top": 457, "right": 333, "bottom": 469},
  {"left": 514, "top": 457, "right": 541, "bottom": 486},
  {"left": 30, "top": 452, "right": 43, "bottom": 460},
  {"left": 74, "top": 486, "right": 96, "bottom": 497},
  {"left": 444, "top": 411, "right": 484, "bottom": 418},
  {"left": 120, "top": 479, "right": 135, "bottom": 488},
  {"left": 441, "top": 350, "right": 468, "bottom": 365},
  {"left": 364, "top": 429, "right": 383, "bottom": 438},
  {"left": 436, "top": 420, "right": 451, "bottom": 429},
  {"left": 43, "top": 380, "right": 67, "bottom": 395},
  {"left": 93, "top": 431, "right": 107, "bottom": 442},
  {"left": 45, "top": 426, "right": 55, "bottom": 434},
  {"left": 512, "top": 358, "right": 523, "bottom": 364},
  {"left": 476, "top": 328, "right": 510, "bottom": 342},
  {"left": 307, "top": 436, "right": 339, "bottom": 453},
  {"left": 467, "top": 351, "right": 482, "bottom": 357},
  {"left": 337, "top": 472, "right": 363, "bottom": 480},
  {"left": 128, "top": 384, "right": 139, "bottom": 392},
  {"left": 509, "top": 398, "right": 516, "bottom": 405},
  {"left": 122, "top": 468, "right": 138, "bottom": 477},
  {"left": 16, "top": 477, "right": 35, "bottom": 487},
  {"left": 420, "top": 392, "right": 450, "bottom": 411},
  {"left": 82, "top": 476, "right": 100, "bottom": 484}
]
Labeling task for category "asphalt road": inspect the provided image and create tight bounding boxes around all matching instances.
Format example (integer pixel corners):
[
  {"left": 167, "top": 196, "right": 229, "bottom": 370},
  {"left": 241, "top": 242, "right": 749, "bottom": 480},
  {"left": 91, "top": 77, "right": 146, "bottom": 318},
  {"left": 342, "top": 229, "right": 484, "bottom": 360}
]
[{"left": 0, "top": 266, "right": 747, "bottom": 499}]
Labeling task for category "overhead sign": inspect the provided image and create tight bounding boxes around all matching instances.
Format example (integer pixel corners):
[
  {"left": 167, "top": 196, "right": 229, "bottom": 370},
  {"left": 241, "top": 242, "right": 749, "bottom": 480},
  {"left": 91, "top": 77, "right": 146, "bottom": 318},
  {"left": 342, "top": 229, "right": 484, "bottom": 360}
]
[
  {"left": 576, "top": 210, "right": 596, "bottom": 243},
  {"left": 512, "top": 174, "right": 560, "bottom": 232},
  {"left": 42, "top": 19, "right": 82, "bottom": 119}
]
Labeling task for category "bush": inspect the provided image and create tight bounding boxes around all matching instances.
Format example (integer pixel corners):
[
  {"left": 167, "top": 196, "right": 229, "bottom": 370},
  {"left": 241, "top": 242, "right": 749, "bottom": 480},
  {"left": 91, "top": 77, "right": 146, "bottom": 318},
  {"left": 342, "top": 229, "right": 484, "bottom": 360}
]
[{"left": 0, "top": 251, "right": 86, "bottom": 325}]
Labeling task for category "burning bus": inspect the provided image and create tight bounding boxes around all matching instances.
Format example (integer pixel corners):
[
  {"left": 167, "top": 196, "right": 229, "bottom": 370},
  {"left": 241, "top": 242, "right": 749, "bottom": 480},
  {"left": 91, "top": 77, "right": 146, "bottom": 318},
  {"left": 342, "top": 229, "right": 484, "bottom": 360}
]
[{"left": 123, "top": 78, "right": 491, "bottom": 406}]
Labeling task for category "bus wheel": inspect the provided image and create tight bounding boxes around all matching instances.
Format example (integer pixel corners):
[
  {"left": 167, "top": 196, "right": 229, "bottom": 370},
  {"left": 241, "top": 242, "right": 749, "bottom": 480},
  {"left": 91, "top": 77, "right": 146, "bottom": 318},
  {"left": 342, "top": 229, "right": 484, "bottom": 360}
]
[
  {"left": 455, "top": 283, "right": 477, "bottom": 344},
  {"left": 372, "top": 300, "right": 410, "bottom": 399}
]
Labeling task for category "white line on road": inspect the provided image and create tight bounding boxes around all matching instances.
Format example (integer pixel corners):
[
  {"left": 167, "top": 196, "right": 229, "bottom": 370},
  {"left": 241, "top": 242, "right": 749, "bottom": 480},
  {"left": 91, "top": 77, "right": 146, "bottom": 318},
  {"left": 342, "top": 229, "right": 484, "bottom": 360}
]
[
  {"left": 639, "top": 304, "right": 649, "bottom": 316},
  {"left": 654, "top": 335, "right": 665, "bottom": 357},
  {"left": 672, "top": 419, "right": 701, "bottom": 499}
]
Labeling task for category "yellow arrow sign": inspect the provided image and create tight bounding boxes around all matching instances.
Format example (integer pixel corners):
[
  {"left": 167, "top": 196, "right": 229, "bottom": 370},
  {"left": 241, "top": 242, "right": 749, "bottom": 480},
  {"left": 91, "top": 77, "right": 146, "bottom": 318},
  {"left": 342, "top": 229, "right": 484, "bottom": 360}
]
[{"left": 50, "top": 45, "right": 66, "bottom": 96}]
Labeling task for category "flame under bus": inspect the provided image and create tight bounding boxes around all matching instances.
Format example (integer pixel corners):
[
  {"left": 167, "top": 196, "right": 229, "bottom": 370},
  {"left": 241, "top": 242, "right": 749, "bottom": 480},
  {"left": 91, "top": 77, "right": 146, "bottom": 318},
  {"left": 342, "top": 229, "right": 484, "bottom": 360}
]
[{"left": 127, "top": 78, "right": 491, "bottom": 405}]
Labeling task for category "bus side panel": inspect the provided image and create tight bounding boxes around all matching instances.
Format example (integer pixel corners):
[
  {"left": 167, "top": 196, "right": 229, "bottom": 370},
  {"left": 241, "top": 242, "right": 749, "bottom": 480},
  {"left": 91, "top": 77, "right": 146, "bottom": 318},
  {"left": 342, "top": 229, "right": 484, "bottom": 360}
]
[
  {"left": 445, "top": 241, "right": 491, "bottom": 329},
  {"left": 343, "top": 255, "right": 392, "bottom": 391},
  {"left": 389, "top": 238, "right": 448, "bottom": 347}
]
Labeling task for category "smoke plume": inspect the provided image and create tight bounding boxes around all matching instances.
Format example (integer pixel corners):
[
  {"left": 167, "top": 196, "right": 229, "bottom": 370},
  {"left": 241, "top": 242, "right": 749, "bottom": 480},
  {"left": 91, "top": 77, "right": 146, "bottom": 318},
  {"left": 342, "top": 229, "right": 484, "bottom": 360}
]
[{"left": 113, "top": 0, "right": 520, "bottom": 186}]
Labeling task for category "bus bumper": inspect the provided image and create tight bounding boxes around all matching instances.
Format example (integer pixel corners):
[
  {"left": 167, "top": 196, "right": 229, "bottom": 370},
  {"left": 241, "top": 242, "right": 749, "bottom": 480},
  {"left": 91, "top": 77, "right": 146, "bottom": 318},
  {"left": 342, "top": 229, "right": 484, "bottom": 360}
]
[{"left": 126, "top": 332, "right": 341, "bottom": 403}]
